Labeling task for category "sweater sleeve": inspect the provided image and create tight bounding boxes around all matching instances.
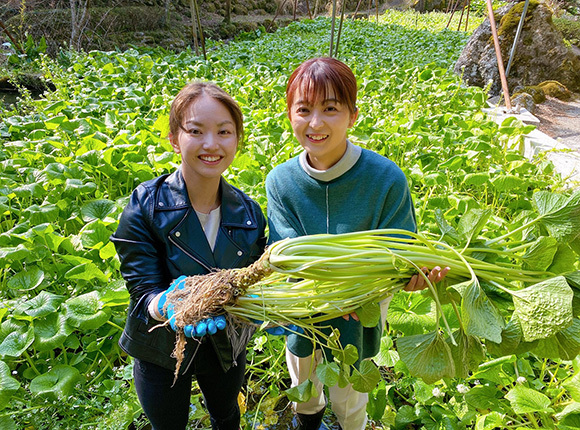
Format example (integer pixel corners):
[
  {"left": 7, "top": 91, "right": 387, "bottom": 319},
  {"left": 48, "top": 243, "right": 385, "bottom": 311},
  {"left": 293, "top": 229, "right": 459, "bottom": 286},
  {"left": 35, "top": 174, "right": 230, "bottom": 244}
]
[
  {"left": 265, "top": 168, "right": 306, "bottom": 244},
  {"left": 377, "top": 165, "right": 417, "bottom": 234}
]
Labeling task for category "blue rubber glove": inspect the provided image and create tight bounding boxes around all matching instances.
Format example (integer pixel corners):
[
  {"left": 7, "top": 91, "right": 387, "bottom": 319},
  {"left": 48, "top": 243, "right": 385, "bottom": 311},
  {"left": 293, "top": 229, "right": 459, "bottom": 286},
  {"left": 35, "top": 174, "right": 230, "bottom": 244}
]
[
  {"left": 264, "top": 324, "right": 303, "bottom": 336},
  {"left": 157, "top": 276, "right": 227, "bottom": 337},
  {"left": 247, "top": 294, "right": 303, "bottom": 336}
]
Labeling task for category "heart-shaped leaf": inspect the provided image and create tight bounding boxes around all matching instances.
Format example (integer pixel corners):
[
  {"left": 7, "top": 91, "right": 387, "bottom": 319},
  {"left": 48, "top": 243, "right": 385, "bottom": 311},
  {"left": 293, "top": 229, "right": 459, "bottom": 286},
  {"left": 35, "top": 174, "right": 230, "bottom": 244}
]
[
  {"left": 285, "top": 379, "right": 318, "bottom": 403},
  {"left": 24, "top": 291, "right": 65, "bottom": 318},
  {"left": 512, "top": 276, "right": 573, "bottom": 342},
  {"left": 29, "top": 365, "right": 81, "bottom": 400},
  {"left": 65, "top": 291, "right": 112, "bottom": 331},
  {"left": 81, "top": 199, "right": 116, "bottom": 222},
  {"left": 505, "top": 385, "right": 554, "bottom": 414},
  {"left": 396, "top": 331, "right": 454, "bottom": 384},
  {"left": 34, "top": 313, "right": 73, "bottom": 352},
  {"left": 7, "top": 267, "right": 44, "bottom": 291},
  {"left": 461, "top": 279, "right": 504, "bottom": 343},
  {"left": 0, "top": 321, "right": 34, "bottom": 358},
  {"left": 315, "top": 361, "right": 339, "bottom": 388},
  {"left": 355, "top": 302, "right": 381, "bottom": 328},
  {"left": 349, "top": 360, "right": 381, "bottom": 393}
]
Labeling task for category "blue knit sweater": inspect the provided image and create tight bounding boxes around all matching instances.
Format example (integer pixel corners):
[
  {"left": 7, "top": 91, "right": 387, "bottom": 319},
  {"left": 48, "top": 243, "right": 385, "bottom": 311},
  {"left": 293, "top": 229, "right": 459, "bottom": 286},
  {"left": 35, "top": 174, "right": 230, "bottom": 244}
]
[{"left": 266, "top": 142, "right": 416, "bottom": 360}]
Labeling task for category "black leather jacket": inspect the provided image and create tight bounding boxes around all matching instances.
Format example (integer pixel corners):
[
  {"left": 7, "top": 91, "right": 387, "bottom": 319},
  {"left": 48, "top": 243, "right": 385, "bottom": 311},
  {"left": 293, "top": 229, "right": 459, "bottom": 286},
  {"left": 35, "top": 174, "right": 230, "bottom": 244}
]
[{"left": 111, "top": 168, "right": 266, "bottom": 374}]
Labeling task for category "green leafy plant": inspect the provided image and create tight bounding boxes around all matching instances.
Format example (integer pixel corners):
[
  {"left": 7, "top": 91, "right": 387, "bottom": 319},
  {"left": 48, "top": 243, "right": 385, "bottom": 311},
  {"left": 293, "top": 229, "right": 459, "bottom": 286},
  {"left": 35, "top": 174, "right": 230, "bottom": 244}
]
[{"left": 0, "top": 10, "right": 577, "bottom": 429}]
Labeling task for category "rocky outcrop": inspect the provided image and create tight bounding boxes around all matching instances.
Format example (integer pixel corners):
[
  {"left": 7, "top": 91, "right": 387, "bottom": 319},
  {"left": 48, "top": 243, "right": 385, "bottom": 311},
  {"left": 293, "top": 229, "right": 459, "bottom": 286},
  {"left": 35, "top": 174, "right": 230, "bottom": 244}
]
[{"left": 454, "top": 1, "right": 580, "bottom": 96}]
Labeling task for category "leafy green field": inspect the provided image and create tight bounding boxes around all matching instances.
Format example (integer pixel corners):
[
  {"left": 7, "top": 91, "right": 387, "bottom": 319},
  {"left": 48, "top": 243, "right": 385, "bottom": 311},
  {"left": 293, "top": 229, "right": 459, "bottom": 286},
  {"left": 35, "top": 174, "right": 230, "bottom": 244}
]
[{"left": 1, "top": 11, "right": 579, "bottom": 430}]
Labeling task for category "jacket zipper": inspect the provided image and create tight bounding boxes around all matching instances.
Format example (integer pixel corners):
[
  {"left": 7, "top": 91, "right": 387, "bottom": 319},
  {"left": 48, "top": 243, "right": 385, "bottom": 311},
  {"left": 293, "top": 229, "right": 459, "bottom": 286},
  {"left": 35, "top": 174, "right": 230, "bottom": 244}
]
[{"left": 169, "top": 235, "right": 213, "bottom": 272}]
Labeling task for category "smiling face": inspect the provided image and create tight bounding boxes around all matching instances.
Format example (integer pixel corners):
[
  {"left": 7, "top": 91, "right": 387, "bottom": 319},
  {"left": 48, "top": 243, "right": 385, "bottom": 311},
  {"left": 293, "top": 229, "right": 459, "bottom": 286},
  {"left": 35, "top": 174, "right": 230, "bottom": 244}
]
[
  {"left": 286, "top": 57, "right": 359, "bottom": 170},
  {"left": 170, "top": 94, "right": 238, "bottom": 186},
  {"left": 289, "top": 87, "right": 358, "bottom": 170}
]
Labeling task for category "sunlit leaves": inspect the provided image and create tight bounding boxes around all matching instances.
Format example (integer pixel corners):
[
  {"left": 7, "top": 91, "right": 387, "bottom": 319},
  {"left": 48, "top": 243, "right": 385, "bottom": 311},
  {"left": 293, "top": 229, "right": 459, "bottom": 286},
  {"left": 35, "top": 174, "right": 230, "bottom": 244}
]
[
  {"left": 316, "top": 361, "right": 339, "bottom": 387},
  {"left": 505, "top": 385, "right": 554, "bottom": 414},
  {"left": 33, "top": 313, "right": 72, "bottom": 351},
  {"left": 0, "top": 321, "right": 34, "bottom": 358},
  {"left": 22, "top": 291, "right": 64, "bottom": 318},
  {"left": 512, "top": 276, "right": 574, "bottom": 341},
  {"left": 534, "top": 190, "right": 580, "bottom": 242},
  {"left": 80, "top": 199, "right": 116, "bottom": 223},
  {"left": 6, "top": 267, "right": 44, "bottom": 291},
  {"left": 349, "top": 360, "right": 381, "bottom": 392},
  {"left": 355, "top": 302, "right": 381, "bottom": 328}
]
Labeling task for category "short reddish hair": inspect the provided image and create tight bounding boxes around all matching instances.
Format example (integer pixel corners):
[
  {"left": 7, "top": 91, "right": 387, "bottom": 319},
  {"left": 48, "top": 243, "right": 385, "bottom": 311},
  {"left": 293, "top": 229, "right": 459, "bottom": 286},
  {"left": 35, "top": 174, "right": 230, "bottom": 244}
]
[{"left": 286, "top": 57, "right": 358, "bottom": 118}]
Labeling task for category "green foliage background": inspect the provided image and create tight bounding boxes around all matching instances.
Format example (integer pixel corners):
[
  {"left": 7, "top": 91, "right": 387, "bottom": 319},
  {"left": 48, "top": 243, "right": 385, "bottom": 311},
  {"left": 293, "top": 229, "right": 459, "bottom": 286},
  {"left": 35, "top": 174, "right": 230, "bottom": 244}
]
[{"left": 0, "top": 10, "right": 579, "bottom": 430}]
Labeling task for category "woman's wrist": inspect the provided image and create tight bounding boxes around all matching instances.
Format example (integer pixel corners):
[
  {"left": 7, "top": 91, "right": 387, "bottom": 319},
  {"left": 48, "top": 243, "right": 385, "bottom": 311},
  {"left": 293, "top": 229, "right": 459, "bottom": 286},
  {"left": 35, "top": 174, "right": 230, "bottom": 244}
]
[{"left": 148, "top": 293, "right": 165, "bottom": 321}]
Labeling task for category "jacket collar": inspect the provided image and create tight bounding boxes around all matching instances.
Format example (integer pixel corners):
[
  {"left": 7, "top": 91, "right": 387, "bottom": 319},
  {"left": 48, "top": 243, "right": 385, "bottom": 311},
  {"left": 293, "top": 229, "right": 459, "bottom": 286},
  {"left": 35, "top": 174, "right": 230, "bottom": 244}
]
[{"left": 161, "top": 167, "right": 257, "bottom": 229}]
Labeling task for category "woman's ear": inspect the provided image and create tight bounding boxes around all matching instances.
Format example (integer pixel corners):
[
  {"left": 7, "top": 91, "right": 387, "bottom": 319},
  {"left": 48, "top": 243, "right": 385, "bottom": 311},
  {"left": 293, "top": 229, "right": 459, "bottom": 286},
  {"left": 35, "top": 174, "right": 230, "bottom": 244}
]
[
  {"left": 348, "top": 107, "right": 359, "bottom": 128},
  {"left": 169, "top": 132, "right": 181, "bottom": 154}
]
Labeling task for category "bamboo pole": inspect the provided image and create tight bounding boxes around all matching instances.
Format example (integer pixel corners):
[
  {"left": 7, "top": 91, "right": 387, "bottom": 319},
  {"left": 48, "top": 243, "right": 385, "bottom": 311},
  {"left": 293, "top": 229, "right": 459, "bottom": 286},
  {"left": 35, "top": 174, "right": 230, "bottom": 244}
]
[
  {"left": 0, "top": 20, "right": 24, "bottom": 54},
  {"left": 305, "top": 0, "right": 313, "bottom": 19},
  {"left": 353, "top": 0, "right": 365, "bottom": 17},
  {"left": 192, "top": 0, "right": 206, "bottom": 60},
  {"left": 457, "top": 0, "right": 466, "bottom": 31},
  {"left": 329, "top": 0, "right": 337, "bottom": 57},
  {"left": 334, "top": 0, "right": 347, "bottom": 56},
  {"left": 189, "top": 0, "right": 199, "bottom": 55},
  {"left": 267, "top": 0, "right": 288, "bottom": 32},
  {"left": 505, "top": 0, "right": 530, "bottom": 78},
  {"left": 446, "top": 0, "right": 461, "bottom": 29},
  {"left": 485, "top": 0, "right": 511, "bottom": 109}
]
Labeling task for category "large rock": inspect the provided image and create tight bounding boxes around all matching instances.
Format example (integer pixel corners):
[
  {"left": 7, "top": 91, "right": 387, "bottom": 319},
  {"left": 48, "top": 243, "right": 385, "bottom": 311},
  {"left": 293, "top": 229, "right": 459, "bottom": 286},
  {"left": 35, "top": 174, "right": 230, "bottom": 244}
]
[{"left": 454, "top": 1, "right": 580, "bottom": 96}]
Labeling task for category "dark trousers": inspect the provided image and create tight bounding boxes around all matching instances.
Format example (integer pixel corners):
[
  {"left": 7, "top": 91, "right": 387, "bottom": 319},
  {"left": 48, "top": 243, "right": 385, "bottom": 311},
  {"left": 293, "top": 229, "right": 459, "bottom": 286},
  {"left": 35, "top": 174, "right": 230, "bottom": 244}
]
[{"left": 133, "top": 353, "right": 245, "bottom": 430}]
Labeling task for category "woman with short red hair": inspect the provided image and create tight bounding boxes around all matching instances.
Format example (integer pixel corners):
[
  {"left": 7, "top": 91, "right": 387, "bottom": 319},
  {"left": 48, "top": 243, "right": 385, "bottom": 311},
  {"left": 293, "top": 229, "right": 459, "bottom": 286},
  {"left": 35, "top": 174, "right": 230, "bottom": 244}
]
[{"left": 266, "top": 57, "right": 447, "bottom": 429}]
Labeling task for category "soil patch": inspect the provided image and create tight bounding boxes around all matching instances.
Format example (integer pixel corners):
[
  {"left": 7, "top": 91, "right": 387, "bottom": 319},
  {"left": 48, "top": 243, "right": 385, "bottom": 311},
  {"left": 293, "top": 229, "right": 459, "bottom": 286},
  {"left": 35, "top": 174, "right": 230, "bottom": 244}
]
[{"left": 534, "top": 96, "right": 580, "bottom": 153}]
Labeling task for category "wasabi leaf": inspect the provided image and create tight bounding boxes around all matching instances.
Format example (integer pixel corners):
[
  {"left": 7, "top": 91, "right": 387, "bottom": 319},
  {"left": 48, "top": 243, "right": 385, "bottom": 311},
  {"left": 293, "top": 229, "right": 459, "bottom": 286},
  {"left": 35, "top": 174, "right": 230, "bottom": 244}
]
[
  {"left": 505, "top": 385, "right": 554, "bottom": 414},
  {"left": 461, "top": 280, "right": 504, "bottom": 343},
  {"left": 396, "top": 331, "right": 454, "bottom": 384},
  {"left": 285, "top": 379, "right": 318, "bottom": 403},
  {"left": 533, "top": 190, "right": 580, "bottom": 242},
  {"left": 512, "top": 276, "right": 573, "bottom": 341},
  {"left": 350, "top": 360, "right": 381, "bottom": 393}
]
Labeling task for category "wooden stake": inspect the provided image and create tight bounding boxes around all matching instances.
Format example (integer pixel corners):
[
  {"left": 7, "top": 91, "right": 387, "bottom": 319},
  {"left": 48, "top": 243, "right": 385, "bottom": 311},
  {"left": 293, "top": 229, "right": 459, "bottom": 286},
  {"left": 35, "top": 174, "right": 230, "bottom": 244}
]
[
  {"left": 192, "top": 0, "right": 206, "bottom": 60},
  {"left": 334, "top": 0, "right": 347, "bottom": 56},
  {"left": 189, "top": 0, "right": 199, "bottom": 55},
  {"left": 353, "top": 0, "right": 365, "bottom": 17},
  {"left": 268, "top": 0, "right": 288, "bottom": 32},
  {"left": 485, "top": 0, "right": 511, "bottom": 109},
  {"left": 0, "top": 20, "right": 24, "bottom": 54},
  {"left": 329, "top": 0, "right": 337, "bottom": 57},
  {"left": 305, "top": 0, "right": 313, "bottom": 19}
]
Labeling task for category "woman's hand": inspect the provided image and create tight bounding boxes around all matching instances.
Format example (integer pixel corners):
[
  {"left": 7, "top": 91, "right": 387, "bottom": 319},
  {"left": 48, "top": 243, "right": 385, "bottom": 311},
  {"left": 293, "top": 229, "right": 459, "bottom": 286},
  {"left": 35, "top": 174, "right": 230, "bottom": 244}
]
[{"left": 405, "top": 266, "right": 450, "bottom": 292}]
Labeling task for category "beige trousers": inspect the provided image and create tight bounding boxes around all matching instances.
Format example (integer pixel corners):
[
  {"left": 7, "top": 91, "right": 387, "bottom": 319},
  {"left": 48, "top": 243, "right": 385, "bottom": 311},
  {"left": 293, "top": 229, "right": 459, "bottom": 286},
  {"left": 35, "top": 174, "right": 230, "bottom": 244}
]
[{"left": 285, "top": 296, "right": 392, "bottom": 430}]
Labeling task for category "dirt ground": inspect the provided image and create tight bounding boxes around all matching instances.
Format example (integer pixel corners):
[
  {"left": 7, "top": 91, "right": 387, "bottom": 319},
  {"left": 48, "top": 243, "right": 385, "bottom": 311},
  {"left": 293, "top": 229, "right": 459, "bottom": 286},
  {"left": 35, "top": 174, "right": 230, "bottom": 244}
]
[{"left": 534, "top": 96, "right": 580, "bottom": 153}]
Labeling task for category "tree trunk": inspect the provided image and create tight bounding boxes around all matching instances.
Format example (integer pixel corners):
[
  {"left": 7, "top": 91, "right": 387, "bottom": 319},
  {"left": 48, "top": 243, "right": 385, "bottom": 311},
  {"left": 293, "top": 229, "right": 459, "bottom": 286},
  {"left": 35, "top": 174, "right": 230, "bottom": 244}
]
[
  {"left": 164, "top": 0, "right": 171, "bottom": 26},
  {"left": 225, "top": 0, "right": 231, "bottom": 23},
  {"left": 70, "top": 0, "right": 90, "bottom": 50}
]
